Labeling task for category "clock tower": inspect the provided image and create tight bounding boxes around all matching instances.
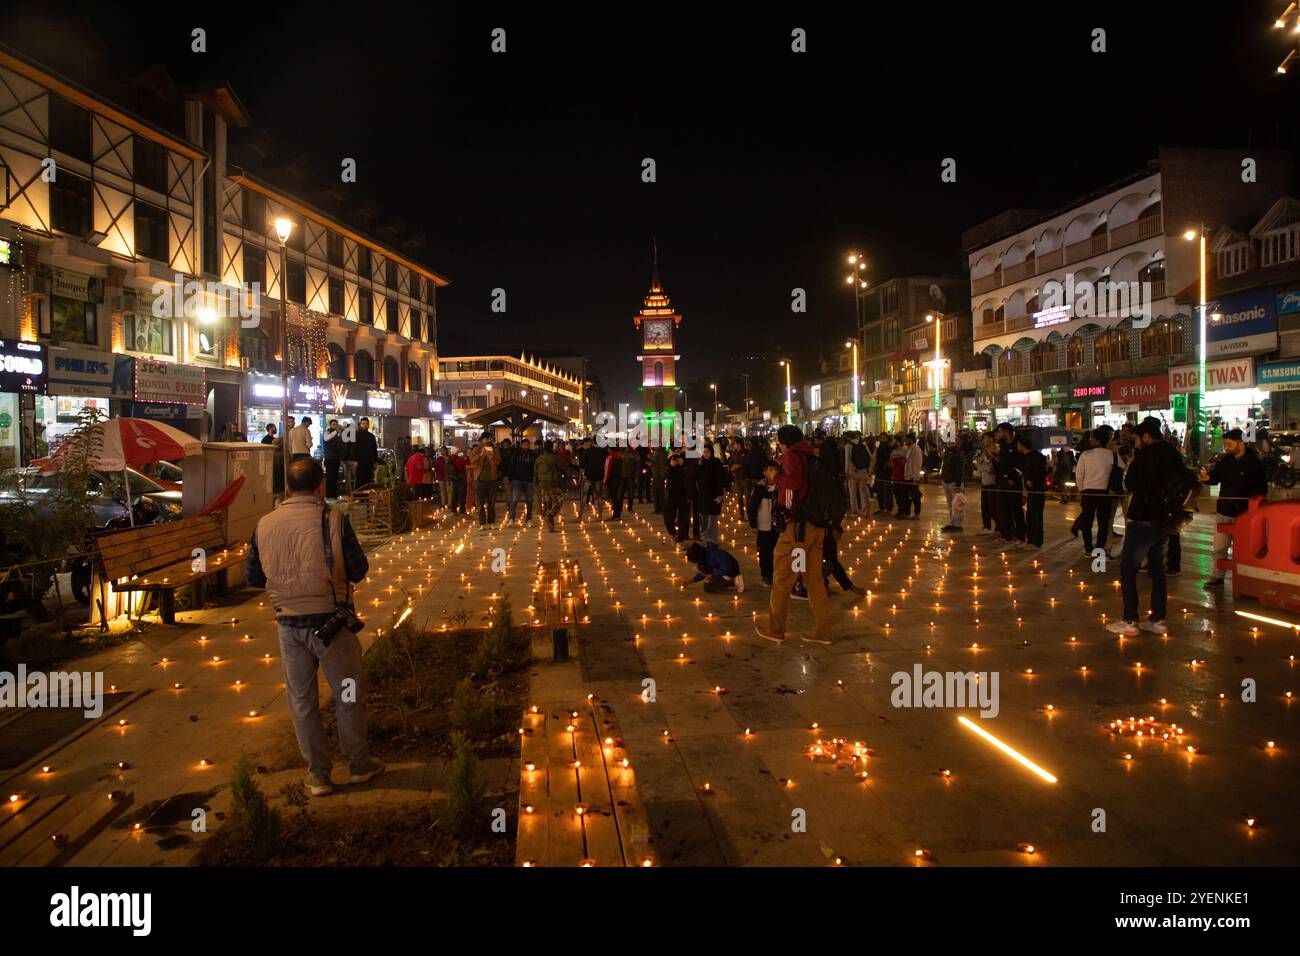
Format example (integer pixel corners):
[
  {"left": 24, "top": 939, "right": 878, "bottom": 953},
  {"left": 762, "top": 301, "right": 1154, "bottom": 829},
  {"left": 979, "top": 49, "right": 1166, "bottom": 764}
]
[{"left": 634, "top": 243, "right": 682, "bottom": 437}]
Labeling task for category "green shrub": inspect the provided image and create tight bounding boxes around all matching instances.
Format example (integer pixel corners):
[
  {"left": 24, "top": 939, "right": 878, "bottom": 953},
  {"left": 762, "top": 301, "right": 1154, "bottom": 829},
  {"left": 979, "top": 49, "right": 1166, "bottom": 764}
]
[
  {"left": 449, "top": 677, "right": 498, "bottom": 738},
  {"left": 363, "top": 628, "right": 399, "bottom": 681},
  {"left": 227, "top": 754, "right": 281, "bottom": 861},
  {"left": 439, "top": 732, "right": 485, "bottom": 838},
  {"left": 471, "top": 594, "right": 514, "bottom": 679}
]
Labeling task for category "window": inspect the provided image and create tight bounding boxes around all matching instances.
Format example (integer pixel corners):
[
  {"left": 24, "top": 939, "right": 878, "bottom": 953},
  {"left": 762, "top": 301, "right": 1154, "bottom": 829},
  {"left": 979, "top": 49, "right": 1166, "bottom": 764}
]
[
  {"left": 385, "top": 299, "right": 399, "bottom": 331},
  {"left": 1261, "top": 225, "right": 1300, "bottom": 266},
  {"left": 201, "top": 113, "right": 218, "bottom": 276},
  {"left": 133, "top": 135, "right": 167, "bottom": 193},
  {"left": 327, "top": 343, "right": 348, "bottom": 379},
  {"left": 385, "top": 259, "right": 398, "bottom": 288},
  {"left": 356, "top": 245, "right": 371, "bottom": 278},
  {"left": 328, "top": 276, "right": 344, "bottom": 316},
  {"left": 864, "top": 291, "right": 881, "bottom": 323},
  {"left": 881, "top": 284, "right": 899, "bottom": 314},
  {"left": 240, "top": 329, "right": 270, "bottom": 370},
  {"left": 358, "top": 286, "right": 373, "bottom": 324},
  {"left": 135, "top": 201, "right": 169, "bottom": 262},
  {"left": 408, "top": 362, "right": 422, "bottom": 392},
  {"left": 1029, "top": 341, "right": 1057, "bottom": 372},
  {"left": 410, "top": 274, "right": 420, "bottom": 299},
  {"left": 425, "top": 278, "right": 435, "bottom": 303},
  {"left": 327, "top": 231, "right": 343, "bottom": 266},
  {"left": 243, "top": 244, "right": 266, "bottom": 290},
  {"left": 996, "top": 349, "right": 1019, "bottom": 377},
  {"left": 1217, "top": 245, "right": 1248, "bottom": 278},
  {"left": 1093, "top": 329, "right": 1129, "bottom": 364},
  {"left": 1066, "top": 336, "right": 1085, "bottom": 368},
  {"left": 51, "top": 297, "right": 96, "bottom": 344},
  {"left": 242, "top": 189, "right": 265, "bottom": 233},
  {"left": 1141, "top": 318, "right": 1182, "bottom": 357},
  {"left": 882, "top": 319, "right": 899, "bottom": 350},
  {"left": 287, "top": 218, "right": 305, "bottom": 253},
  {"left": 410, "top": 309, "right": 421, "bottom": 341},
  {"left": 50, "top": 169, "right": 92, "bottom": 237},
  {"left": 285, "top": 259, "right": 305, "bottom": 304},
  {"left": 354, "top": 350, "right": 374, "bottom": 383},
  {"left": 383, "top": 356, "right": 400, "bottom": 388},
  {"left": 125, "top": 313, "right": 173, "bottom": 355},
  {"left": 49, "top": 95, "right": 90, "bottom": 160},
  {"left": 654, "top": 361, "right": 664, "bottom": 386}
]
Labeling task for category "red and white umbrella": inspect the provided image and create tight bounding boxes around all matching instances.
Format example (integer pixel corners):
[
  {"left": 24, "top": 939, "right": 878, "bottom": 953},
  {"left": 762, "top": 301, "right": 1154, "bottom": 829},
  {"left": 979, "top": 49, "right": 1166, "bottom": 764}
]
[
  {"left": 38, "top": 418, "right": 201, "bottom": 473},
  {"left": 36, "top": 418, "right": 202, "bottom": 526}
]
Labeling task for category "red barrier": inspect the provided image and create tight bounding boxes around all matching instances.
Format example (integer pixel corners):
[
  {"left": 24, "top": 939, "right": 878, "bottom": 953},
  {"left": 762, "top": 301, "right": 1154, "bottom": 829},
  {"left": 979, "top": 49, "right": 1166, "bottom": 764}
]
[{"left": 1218, "top": 497, "right": 1300, "bottom": 611}]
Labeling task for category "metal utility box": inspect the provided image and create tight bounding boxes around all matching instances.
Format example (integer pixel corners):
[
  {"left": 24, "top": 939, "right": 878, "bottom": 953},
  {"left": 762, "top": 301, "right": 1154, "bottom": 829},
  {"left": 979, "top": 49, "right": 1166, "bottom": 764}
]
[{"left": 182, "top": 442, "right": 276, "bottom": 553}]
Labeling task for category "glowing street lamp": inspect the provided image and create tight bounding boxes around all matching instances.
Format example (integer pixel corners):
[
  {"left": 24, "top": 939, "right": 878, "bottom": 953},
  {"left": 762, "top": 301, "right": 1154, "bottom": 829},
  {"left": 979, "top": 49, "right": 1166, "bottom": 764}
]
[
  {"left": 844, "top": 339, "right": 859, "bottom": 421},
  {"left": 925, "top": 313, "right": 949, "bottom": 431},
  {"left": 273, "top": 215, "right": 295, "bottom": 483},
  {"left": 1183, "top": 225, "right": 1211, "bottom": 461},
  {"left": 779, "top": 359, "right": 793, "bottom": 426}
]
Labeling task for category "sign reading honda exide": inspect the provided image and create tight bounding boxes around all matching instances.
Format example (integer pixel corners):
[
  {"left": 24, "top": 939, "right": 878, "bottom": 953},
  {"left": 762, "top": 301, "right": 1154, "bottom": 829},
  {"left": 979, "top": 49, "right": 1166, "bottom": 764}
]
[
  {"left": 134, "top": 359, "right": 206, "bottom": 405},
  {"left": 0, "top": 339, "right": 47, "bottom": 393},
  {"left": 1168, "top": 357, "right": 1255, "bottom": 394}
]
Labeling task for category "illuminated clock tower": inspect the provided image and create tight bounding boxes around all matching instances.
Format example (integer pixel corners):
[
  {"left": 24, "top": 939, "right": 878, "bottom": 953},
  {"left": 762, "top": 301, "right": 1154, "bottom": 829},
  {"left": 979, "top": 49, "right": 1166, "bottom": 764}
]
[{"left": 633, "top": 243, "right": 682, "bottom": 436}]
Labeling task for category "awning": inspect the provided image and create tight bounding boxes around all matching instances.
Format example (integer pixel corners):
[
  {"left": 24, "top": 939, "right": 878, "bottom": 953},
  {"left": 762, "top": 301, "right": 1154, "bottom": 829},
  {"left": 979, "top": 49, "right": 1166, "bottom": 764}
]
[{"left": 461, "top": 399, "right": 569, "bottom": 437}]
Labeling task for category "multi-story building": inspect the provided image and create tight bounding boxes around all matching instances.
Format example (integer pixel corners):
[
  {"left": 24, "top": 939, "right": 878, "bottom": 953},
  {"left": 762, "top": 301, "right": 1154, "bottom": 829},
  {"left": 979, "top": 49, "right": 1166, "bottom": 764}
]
[
  {"left": 962, "top": 148, "right": 1294, "bottom": 435},
  {"left": 856, "top": 275, "right": 968, "bottom": 434},
  {"left": 436, "top": 352, "right": 584, "bottom": 440},
  {"left": 0, "top": 25, "right": 450, "bottom": 467}
]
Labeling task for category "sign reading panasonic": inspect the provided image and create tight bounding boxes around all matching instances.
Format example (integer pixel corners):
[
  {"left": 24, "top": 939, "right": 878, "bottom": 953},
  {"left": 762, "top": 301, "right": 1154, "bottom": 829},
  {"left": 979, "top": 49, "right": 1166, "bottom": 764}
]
[{"left": 1207, "top": 289, "right": 1277, "bottom": 358}]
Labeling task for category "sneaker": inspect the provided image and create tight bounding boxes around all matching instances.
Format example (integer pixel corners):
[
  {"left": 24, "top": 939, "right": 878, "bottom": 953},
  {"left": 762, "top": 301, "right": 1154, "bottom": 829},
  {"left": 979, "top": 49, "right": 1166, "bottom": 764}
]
[
  {"left": 791, "top": 583, "right": 808, "bottom": 601},
  {"left": 735, "top": 574, "right": 746, "bottom": 593},
  {"left": 305, "top": 775, "right": 334, "bottom": 797},
  {"left": 1105, "top": 619, "right": 1140, "bottom": 637},
  {"left": 1203, "top": 577, "right": 1225, "bottom": 589},
  {"left": 1165, "top": 568, "right": 1181, "bottom": 576},
  {"left": 801, "top": 633, "right": 833, "bottom": 646},
  {"left": 755, "top": 623, "right": 788, "bottom": 644},
  {"left": 761, "top": 577, "right": 773, "bottom": 587},
  {"left": 1140, "top": 620, "right": 1169, "bottom": 636},
  {"left": 349, "top": 760, "right": 385, "bottom": 785}
]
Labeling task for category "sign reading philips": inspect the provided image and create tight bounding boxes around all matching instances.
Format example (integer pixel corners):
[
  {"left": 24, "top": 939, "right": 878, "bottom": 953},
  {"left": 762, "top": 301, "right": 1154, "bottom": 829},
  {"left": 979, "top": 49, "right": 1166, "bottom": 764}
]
[{"left": 1208, "top": 289, "right": 1277, "bottom": 357}]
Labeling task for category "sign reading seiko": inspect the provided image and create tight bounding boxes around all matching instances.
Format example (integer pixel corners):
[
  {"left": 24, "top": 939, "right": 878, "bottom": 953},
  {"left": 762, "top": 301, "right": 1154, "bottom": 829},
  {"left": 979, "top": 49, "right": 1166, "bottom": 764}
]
[{"left": 0, "top": 340, "right": 47, "bottom": 393}]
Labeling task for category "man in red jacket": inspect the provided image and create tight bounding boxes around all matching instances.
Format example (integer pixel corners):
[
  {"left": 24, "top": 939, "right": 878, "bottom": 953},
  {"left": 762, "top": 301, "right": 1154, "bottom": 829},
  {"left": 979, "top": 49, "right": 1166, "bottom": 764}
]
[{"left": 757, "top": 425, "right": 832, "bottom": 645}]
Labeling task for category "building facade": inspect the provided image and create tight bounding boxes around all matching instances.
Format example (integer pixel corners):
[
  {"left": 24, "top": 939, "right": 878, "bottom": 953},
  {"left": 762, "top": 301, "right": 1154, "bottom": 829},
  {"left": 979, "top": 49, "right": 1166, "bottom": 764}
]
[{"left": 437, "top": 352, "right": 583, "bottom": 440}]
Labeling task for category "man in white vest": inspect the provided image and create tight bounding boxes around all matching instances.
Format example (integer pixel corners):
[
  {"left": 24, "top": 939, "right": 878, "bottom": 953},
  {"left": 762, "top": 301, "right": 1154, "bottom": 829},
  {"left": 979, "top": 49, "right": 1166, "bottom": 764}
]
[{"left": 246, "top": 459, "right": 383, "bottom": 796}]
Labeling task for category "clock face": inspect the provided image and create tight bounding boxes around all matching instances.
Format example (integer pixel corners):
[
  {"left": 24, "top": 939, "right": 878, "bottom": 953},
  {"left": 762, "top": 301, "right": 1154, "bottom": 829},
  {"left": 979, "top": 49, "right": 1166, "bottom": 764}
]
[{"left": 644, "top": 320, "right": 672, "bottom": 346}]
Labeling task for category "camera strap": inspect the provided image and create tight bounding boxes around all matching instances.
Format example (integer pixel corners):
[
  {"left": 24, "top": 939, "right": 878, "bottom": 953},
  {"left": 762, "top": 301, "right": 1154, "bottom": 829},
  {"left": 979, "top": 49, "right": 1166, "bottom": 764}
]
[{"left": 320, "top": 504, "right": 350, "bottom": 608}]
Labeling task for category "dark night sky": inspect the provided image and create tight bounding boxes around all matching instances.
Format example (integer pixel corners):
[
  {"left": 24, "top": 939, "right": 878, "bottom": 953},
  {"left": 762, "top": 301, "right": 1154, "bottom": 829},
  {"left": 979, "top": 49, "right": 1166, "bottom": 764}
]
[{"left": 19, "top": 1, "right": 1300, "bottom": 410}]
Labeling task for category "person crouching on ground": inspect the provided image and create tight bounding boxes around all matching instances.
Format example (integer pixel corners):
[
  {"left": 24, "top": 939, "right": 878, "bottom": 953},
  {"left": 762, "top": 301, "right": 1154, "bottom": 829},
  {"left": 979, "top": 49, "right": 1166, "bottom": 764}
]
[
  {"left": 684, "top": 541, "right": 745, "bottom": 593},
  {"left": 245, "top": 459, "right": 383, "bottom": 797}
]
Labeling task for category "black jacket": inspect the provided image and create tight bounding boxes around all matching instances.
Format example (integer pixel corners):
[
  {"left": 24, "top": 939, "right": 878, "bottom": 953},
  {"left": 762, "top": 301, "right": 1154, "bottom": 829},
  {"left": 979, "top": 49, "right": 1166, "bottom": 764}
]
[
  {"left": 508, "top": 448, "right": 537, "bottom": 482},
  {"left": 940, "top": 448, "right": 962, "bottom": 483},
  {"left": 1020, "top": 448, "right": 1047, "bottom": 492},
  {"left": 580, "top": 444, "right": 606, "bottom": 481},
  {"left": 353, "top": 428, "right": 378, "bottom": 466},
  {"left": 1205, "top": 449, "right": 1267, "bottom": 517},
  {"left": 874, "top": 443, "right": 893, "bottom": 477},
  {"left": 697, "top": 457, "right": 732, "bottom": 515},
  {"left": 1124, "top": 439, "right": 1184, "bottom": 521},
  {"left": 323, "top": 431, "right": 343, "bottom": 462}
]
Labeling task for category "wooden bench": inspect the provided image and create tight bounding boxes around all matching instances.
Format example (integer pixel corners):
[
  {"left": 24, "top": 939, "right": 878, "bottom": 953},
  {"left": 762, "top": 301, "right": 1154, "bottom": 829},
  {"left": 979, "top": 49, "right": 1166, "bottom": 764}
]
[{"left": 95, "top": 514, "right": 244, "bottom": 625}]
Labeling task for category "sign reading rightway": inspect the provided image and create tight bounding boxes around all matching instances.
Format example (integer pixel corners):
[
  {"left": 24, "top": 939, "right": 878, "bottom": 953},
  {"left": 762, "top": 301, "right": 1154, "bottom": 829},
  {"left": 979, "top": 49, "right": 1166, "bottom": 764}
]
[{"left": 1168, "top": 357, "right": 1254, "bottom": 394}]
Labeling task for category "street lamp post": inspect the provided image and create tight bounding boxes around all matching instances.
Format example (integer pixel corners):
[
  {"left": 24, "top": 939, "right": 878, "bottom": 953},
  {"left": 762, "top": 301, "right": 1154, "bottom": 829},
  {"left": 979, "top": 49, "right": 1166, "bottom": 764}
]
[
  {"left": 710, "top": 383, "right": 718, "bottom": 434},
  {"left": 843, "top": 339, "right": 859, "bottom": 425},
  {"left": 274, "top": 217, "right": 294, "bottom": 485},
  {"left": 926, "top": 312, "right": 945, "bottom": 432},
  {"left": 742, "top": 372, "right": 750, "bottom": 435},
  {"left": 1183, "top": 225, "right": 1210, "bottom": 461},
  {"left": 779, "top": 360, "right": 793, "bottom": 426}
]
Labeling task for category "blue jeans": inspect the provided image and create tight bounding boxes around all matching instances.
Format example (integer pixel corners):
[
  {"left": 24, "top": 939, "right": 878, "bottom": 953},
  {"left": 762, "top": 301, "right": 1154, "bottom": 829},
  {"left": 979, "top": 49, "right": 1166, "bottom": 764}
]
[
  {"left": 277, "top": 623, "right": 369, "bottom": 780},
  {"left": 1119, "top": 520, "right": 1168, "bottom": 623},
  {"left": 510, "top": 479, "right": 534, "bottom": 520}
]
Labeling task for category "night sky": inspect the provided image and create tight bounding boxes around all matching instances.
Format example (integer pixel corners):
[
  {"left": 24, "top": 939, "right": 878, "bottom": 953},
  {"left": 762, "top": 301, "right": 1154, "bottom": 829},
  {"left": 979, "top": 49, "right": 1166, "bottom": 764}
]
[{"left": 20, "top": 1, "right": 1300, "bottom": 411}]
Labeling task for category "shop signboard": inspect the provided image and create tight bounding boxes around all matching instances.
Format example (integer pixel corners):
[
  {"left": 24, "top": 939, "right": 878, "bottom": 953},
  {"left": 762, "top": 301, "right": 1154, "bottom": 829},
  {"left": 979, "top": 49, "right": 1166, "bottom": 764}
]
[
  {"left": 51, "top": 270, "right": 105, "bottom": 304},
  {"left": 1277, "top": 289, "right": 1300, "bottom": 317},
  {"left": 48, "top": 345, "right": 133, "bottom": 398},
  {"left": 1005, "top": 390, "right": 1042, "bottom": 408},
  {"left": 1168, "top": 357, "right": 1254, "bottom": 393},
  {"left": 395, "top": 394, "right": 421, "bottom": 417},
  {"left": 366, "top": 389, "right": 394, "bottom": 413},
  {"left": 1071, "top": 383, "right": 1108, "bottom": 400},
  {"left": 1111, "top": 374, "right": 1169, "bottom": 407},
  {"left": 135, "top": 359, "right": 205, "bottom": 405},
  {"left": 975, "top": 392, "right": 1002, "bottom": 409},
  {"left": 1256, "top": 359, "right": 1300, "bottom": 392},
  {"left": 0, "top": 339, "right": 47, "bottom": 394},
  {"left": 1208, "top": 289, "right": 1277, "bottom": 357}
]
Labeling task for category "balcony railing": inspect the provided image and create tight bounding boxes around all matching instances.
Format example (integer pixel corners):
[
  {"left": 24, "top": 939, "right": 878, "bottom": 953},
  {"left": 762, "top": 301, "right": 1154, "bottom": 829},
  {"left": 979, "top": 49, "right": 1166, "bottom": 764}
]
[{"left": 970, "top": 212, "right": 1164, "bottom": 297}]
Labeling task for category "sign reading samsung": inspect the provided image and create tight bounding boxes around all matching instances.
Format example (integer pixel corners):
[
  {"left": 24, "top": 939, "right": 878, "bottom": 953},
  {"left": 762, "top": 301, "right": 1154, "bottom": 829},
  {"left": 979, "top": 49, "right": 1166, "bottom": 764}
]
[{"left": 1208, "top": 289, "right": 1277, "bottom": 357}]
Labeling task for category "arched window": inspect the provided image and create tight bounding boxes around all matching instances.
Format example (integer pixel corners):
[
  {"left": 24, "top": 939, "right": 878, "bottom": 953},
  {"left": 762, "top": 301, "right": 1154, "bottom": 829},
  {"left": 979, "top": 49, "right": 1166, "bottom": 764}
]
[
  {"left": 1029, "top": 340, "right": 1057, "bottom": 373},
  {"left": 654, "top": 392, "right": 664, "bottom": 414},
  {"left": 327, "top": 343, "right": 348, "bottom": 380},
  {"left": 1066, "top": 336, "right": 1085, "bottom": 368},
  {"left": 239, "top": 329, "right": 269, "bottom": 372},
  {"left": 1093, "top": 329, "right": 1129, "bottom": 364},
  {"left": 996, "top": 348, "right": 1019, "bottom": 377},
  {"left": 1138, "top": 259, "right": 1166, "bottom": 297},
  {"left": 1140, "top": 318, "right": 1181, "bottom": 358},
  {"left": 407, "top": 362, "right": 423, "bottom": 392},
  {"left": 354, "top": 349, "right": 375, "bottom": 384},
  {"left": 654, "top": 361, "right": 664, "bottom": 386},
  {"left": 1025, "top": 294, "right": 1039, "bottom": 317},
  {"left": 383, "top": 356, "right": 400, "bottom": 388}
]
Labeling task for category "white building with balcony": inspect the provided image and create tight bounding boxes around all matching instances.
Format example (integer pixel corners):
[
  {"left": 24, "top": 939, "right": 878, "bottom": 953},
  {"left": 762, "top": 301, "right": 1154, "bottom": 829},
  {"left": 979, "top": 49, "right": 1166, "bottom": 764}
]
[{"left": 962, "top": 148, "right": 1294, "bottom": 428}]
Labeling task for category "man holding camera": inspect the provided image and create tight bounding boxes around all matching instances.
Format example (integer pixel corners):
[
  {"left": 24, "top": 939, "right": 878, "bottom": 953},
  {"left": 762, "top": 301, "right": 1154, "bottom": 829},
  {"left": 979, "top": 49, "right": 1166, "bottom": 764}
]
[{"left": 246, "top": 459, "right": 384, "bottom": 796}]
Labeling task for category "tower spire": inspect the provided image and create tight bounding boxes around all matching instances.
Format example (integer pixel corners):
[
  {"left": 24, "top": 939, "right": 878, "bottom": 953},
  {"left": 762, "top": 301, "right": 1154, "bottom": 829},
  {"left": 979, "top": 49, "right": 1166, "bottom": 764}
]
[{"left": 649, "top": 237, "right": 662, "bottom": 293}]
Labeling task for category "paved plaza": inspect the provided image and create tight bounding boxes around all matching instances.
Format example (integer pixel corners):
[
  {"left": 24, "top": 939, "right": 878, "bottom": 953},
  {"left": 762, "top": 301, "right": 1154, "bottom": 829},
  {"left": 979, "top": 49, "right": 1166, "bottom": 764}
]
[{"left": 4, "top": 485, "right": 1296, "bottom": 866}]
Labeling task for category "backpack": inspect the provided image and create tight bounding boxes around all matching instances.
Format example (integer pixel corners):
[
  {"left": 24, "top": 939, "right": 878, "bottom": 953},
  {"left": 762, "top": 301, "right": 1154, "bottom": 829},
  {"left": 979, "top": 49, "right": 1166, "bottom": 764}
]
[
  {"left": 1107, "top": 450, "right": 1125, "bottom": 494},
  {"left": 1150, "top": 465, "right": 1201, "bottom": 533},
  {"left": 851, "top": 442, "right": 871, "bottom": 470},
  {"left": 800, "top": 454, "right": 849, "bottom": 529}
]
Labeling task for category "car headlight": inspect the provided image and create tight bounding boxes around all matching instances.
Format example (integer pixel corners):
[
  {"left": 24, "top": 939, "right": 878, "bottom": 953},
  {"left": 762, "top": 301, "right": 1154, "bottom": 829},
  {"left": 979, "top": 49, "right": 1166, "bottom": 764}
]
[{"left": 164, "top": 501, "right": 183, "bottom": 515}]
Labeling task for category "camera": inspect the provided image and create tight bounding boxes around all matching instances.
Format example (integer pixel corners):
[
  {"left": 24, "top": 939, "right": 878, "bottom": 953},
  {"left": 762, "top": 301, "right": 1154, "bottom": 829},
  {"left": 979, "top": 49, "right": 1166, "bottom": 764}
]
[{"left": 312, "top": 603, "right": 365, "bottom": 646}]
